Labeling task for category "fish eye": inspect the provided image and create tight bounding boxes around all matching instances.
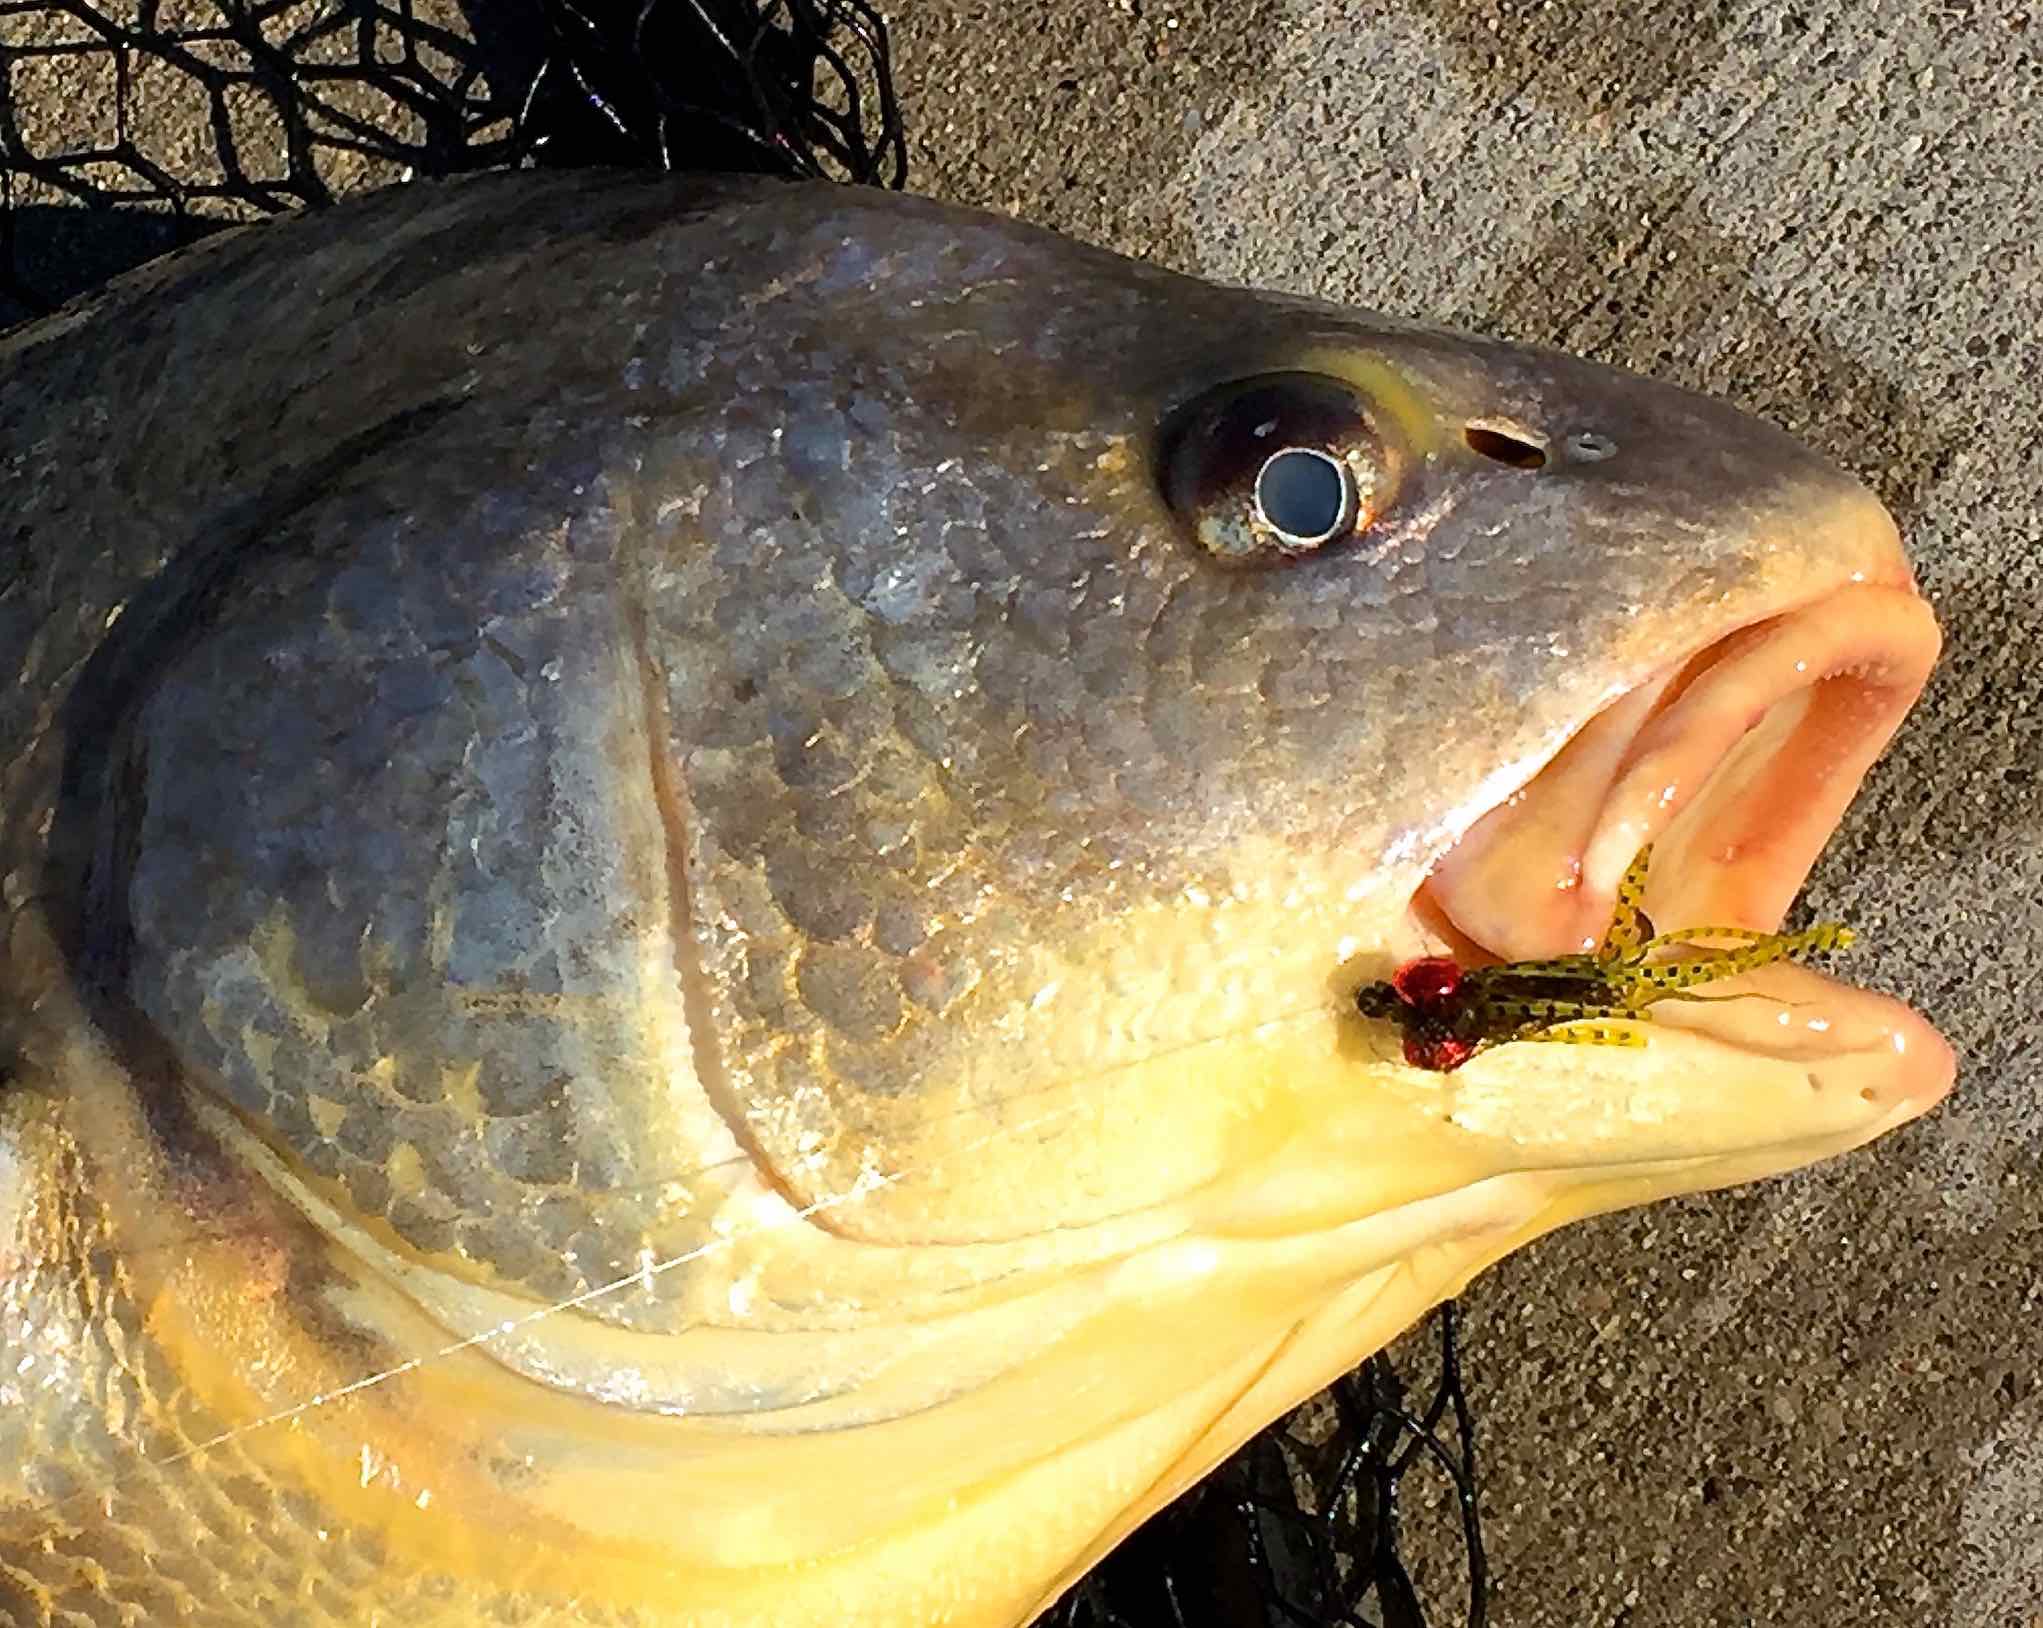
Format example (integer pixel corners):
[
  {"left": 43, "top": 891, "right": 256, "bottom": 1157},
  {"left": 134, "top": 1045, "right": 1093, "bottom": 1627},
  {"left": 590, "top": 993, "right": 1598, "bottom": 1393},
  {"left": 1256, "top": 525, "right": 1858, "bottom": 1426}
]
[{"left": 1161, "top": 372, "right": 1393, "bottom": 563}]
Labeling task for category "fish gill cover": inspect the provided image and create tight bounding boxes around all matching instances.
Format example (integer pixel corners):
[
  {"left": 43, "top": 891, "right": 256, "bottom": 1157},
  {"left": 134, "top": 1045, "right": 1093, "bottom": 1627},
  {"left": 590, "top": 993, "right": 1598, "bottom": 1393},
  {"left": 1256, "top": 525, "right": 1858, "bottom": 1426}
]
[{"left": 0, "top": 5, "right": 1486, "bottom": 1623}]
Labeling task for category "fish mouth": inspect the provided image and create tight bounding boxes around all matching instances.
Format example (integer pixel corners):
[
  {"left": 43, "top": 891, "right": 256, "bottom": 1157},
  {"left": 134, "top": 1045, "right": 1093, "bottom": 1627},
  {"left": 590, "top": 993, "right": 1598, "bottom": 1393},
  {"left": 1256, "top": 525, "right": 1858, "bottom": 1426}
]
[{"left": 1415, "top": 577, "right": 1954, "bottom": 1109}]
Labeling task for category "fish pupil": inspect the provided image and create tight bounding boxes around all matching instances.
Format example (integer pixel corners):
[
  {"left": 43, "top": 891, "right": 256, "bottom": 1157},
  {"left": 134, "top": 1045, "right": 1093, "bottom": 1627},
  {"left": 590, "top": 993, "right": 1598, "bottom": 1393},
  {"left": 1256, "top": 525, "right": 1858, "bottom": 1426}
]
[{"left": 1255, "top": 447, "right": 1351, "bottom": 544}]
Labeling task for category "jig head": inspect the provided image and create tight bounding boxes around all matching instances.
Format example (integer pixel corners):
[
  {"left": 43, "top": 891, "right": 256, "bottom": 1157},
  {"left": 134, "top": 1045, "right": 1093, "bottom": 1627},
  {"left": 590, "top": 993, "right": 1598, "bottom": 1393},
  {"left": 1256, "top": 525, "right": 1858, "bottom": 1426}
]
[{"left": 1355, "top": 845, "right": 1857, "bottom": 1073}]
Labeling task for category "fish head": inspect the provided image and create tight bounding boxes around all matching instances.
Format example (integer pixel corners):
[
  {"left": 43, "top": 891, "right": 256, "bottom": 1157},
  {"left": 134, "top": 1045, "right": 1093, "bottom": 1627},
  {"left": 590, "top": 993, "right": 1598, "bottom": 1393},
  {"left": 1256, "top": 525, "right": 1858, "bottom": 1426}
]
[
  {"left": 0, "top": 177, "right": 1951, "bottom": 1625},
  {"left": 605, "top": 187, "right": 1951, "bottom": 1249}
]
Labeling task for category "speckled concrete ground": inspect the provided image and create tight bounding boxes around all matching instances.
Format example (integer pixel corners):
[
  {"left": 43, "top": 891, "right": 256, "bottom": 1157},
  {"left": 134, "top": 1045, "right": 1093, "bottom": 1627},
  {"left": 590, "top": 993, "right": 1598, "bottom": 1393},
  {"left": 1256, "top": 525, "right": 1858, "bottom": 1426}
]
[{"left": 4, "top": 3, "right": 2039, "bottom": 1624}]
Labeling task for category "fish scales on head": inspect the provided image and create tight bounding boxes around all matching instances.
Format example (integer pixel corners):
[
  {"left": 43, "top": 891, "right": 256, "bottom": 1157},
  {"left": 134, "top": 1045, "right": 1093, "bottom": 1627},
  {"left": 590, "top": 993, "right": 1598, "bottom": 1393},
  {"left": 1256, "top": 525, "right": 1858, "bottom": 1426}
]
[{"left": 0, "top": 170, "right": 1951, "bottom": 1627}]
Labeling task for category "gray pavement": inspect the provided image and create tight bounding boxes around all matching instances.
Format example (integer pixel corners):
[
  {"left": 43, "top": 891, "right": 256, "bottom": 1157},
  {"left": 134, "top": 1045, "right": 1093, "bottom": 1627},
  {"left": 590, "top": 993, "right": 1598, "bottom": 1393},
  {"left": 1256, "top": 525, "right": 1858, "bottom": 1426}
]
[{"left": 5, "top": 2, "right": 2040, "bottom": 1623}]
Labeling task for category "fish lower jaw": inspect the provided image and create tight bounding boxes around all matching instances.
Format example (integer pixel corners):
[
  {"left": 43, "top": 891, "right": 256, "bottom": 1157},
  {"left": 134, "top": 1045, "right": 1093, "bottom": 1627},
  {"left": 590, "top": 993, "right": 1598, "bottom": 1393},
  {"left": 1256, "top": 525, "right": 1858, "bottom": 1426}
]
[{"left": 1022, "top": 1106, "right": 1933, "bottom": 1621}]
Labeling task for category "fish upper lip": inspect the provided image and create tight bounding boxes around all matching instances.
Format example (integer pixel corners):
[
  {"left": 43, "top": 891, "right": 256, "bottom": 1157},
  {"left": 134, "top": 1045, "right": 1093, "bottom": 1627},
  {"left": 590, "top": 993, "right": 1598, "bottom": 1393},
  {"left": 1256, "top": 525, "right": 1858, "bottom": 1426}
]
[{"left": 1421, "top": 578, "right": 1942, "bottom": 961}]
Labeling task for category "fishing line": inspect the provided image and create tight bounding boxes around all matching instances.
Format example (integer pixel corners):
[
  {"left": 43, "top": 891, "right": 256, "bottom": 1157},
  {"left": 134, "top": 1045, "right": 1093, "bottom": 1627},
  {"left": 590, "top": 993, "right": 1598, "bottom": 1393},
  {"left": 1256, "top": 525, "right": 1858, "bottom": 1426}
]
[
  {"left": 91, "top": 982, "right": 1361, "bottom": 1276},
  {"left": 22, "top": 987, "right": 1350, "bottom": 1507}
]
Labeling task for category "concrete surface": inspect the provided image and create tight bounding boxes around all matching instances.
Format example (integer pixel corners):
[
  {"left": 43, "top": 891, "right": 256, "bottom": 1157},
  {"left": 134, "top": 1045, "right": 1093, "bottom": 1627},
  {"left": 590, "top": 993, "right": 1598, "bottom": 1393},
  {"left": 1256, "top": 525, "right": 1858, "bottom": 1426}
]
[{"left": 3, "top": 2, "right": 2039, "bottom": 1624}]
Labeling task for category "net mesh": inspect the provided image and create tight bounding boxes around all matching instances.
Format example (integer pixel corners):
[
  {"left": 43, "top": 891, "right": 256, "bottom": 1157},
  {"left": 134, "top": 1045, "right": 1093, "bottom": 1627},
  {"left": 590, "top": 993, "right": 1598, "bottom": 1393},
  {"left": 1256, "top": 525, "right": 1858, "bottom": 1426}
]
[
  {"left": 0, "top": 6, "right": 1487, "bottom": 1623},
  {"left": 0, "top": 0, "right": 905, "bottom": 321},
  {"left": 1047, "top": 1305, "right": 1486, "bottom": 1628}
]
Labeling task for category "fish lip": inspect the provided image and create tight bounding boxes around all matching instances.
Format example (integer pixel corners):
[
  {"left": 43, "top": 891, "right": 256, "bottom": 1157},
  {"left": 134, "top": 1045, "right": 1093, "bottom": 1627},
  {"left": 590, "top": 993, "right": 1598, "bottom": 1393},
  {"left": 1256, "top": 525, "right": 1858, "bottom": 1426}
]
[{"left": 1420, "top": 577, "right": 1943, "bottom": 962}]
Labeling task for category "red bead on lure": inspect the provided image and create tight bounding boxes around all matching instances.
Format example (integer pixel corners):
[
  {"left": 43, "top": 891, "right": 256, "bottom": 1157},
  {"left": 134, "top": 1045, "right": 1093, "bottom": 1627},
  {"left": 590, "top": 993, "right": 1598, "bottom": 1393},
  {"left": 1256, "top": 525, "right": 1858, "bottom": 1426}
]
[{"left": 1383, "top": 956, "right": 1477, "bottom": 1071}]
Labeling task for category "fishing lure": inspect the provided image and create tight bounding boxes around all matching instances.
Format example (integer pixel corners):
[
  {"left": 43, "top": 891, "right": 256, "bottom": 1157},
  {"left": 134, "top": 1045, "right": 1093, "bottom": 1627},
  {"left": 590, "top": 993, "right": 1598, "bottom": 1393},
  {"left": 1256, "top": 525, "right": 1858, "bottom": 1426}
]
[{"left": 1355, "top": 845, "right": 1857, "bottom": 1072}]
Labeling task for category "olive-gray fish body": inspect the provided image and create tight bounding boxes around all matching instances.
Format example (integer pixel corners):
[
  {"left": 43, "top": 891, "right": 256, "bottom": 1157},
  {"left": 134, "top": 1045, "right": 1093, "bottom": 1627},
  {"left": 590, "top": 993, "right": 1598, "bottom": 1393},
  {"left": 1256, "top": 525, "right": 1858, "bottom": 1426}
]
[{"left": 0, "top": 172, "right": 1949, "bottom": 1627}]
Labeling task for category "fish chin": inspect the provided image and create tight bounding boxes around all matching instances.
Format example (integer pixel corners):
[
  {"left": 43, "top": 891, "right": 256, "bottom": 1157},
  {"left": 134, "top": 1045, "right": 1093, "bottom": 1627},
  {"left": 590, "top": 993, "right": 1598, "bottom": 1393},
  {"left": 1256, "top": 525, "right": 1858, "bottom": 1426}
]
[
  {"left": 1026, "top": 1068, "right": 1944, "bottom": 1618},
  {"left": 1418, "top": 575, "right": 1953, "bottom": 1127}
]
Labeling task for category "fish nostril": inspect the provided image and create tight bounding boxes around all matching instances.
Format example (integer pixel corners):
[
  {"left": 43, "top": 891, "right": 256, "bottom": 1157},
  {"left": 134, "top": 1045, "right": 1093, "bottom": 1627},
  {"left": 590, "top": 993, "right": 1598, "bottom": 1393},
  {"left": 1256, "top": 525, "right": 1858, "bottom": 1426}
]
[{"left": 1464, "top": 424, "right": 1548, "bottom": 470}]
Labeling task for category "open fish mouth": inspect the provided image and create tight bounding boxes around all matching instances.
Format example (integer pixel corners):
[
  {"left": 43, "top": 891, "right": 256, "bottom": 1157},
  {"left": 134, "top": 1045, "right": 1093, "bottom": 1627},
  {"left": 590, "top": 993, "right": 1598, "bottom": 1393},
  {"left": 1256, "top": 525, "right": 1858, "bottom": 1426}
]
[{"left": 1414, "top": 576, "right": 1954, "bottom": 1112}]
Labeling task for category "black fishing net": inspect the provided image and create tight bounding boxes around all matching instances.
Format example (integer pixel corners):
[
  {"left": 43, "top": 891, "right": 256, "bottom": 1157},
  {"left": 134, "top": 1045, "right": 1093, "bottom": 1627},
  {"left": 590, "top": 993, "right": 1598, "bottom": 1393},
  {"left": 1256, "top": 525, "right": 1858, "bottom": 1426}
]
[
  {"left": 0, "top": 6, "right": 1487, "bottom": 1623},
  {"left": 0, "top": 0, "right": 904, "bottom": 321}
]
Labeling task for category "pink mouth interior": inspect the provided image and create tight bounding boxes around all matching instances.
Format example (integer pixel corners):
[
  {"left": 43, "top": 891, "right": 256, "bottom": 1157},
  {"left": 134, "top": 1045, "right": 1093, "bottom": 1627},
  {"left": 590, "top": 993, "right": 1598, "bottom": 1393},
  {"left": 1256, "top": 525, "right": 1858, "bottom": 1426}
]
[{"left": 1417, "top": 582, "right": 1954, "bottom": 1101}]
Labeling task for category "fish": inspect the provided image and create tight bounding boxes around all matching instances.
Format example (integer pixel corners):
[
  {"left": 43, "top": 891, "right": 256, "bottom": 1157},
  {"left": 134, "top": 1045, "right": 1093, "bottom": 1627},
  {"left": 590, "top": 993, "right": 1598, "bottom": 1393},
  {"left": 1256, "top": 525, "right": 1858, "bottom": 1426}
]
[{"left": 0, "top": 168, "right": 1953, "bottom": 1628}]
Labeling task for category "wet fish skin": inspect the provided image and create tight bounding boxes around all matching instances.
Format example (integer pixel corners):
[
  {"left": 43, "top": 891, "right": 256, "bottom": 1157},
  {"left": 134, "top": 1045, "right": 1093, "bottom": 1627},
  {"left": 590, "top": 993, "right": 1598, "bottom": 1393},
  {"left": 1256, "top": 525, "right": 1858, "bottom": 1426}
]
[{"left": 0, "top": 171, "right": 1937, "bottom": 1626}]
